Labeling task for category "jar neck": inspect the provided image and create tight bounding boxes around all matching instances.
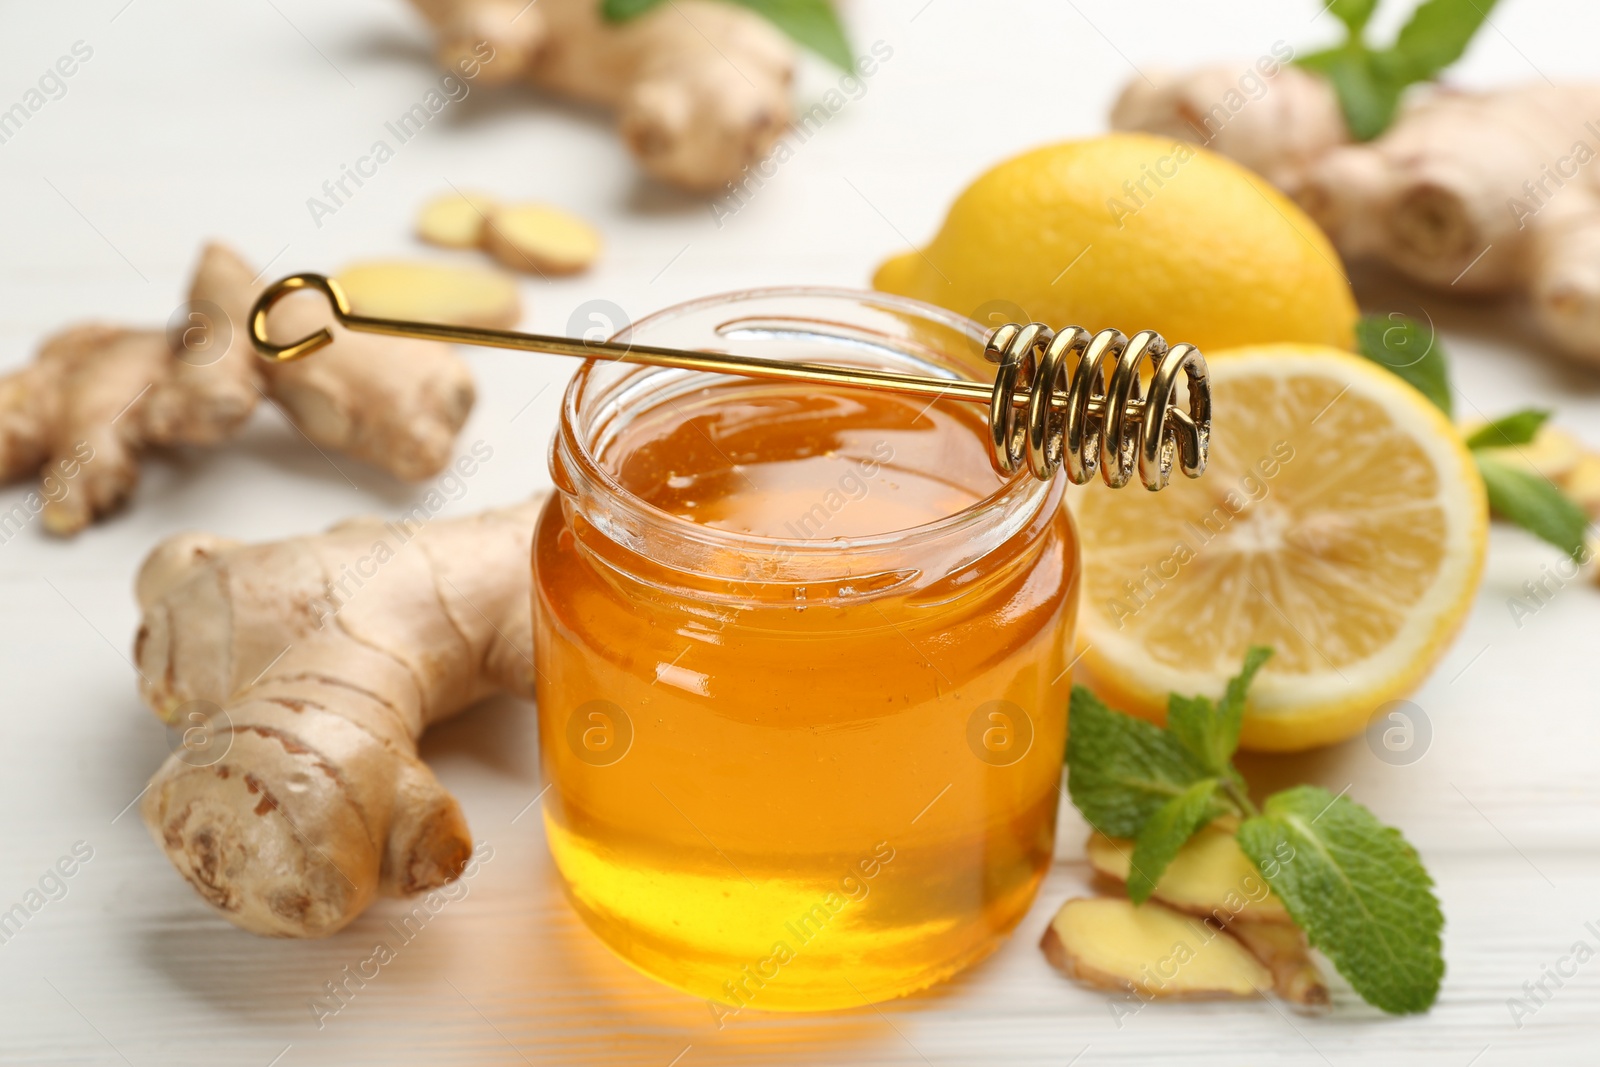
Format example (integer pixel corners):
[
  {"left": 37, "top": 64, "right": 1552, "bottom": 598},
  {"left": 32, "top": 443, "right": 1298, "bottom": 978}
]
[
  {"left": 548, "top": 288, "right": 1064, "bottom": 605},
  {"left": 550, "top": 363, "right": 1062, "bottom": 604}
]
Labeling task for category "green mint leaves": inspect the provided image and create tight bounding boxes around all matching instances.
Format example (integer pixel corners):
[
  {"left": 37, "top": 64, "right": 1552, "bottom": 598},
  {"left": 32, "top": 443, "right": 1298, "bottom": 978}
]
[
  {"left": 1239, "top": 787, "right": 1445, "bottom": 1014},
  {"left": 601, "top": 0, "right": 854, "bottom": 71},
  {"left": 1298, "top": 0, "right": 1498, "bottom": 140},
  {"left": 1066, "top": 649, "right": 1445, "bottom": 1014},
  {"left": 1464, "top": 408, "right": 1551, "bottom": 450},
  {"left": 1065, "top": 687, "right": 1215, "bottom": 839},
  {"left": 1168, "top": 645, "right": 1271, "bottom": 777},
  {"left": 1354, "top": 313, "right": 1453, "bottom": 417},
  {"left": 1475, "top": 455, "right": 1589, "bottom": 561},
  {"left": 1126, "top": 778, "right": 1220, "bottom": 905},
  {"left": 1355, "top": 313, "right": 1590, "bottom": 560}
]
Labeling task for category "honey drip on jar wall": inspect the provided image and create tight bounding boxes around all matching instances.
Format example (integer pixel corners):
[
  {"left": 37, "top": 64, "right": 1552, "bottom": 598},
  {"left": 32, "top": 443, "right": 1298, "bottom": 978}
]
[{"left": 534, "top": 381, "right": 1079, "bottom": 1011}]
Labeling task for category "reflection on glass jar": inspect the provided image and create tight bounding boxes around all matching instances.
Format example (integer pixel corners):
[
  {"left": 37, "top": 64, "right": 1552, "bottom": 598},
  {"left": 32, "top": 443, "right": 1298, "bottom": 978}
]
[{"left": 533, "top": 289, "right": 1079, "bottom": 1012}]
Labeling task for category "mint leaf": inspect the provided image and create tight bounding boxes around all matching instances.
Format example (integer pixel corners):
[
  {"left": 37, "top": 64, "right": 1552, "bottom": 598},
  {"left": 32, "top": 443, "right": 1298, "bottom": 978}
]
[
  {"left": 1298, "top": 0, "right": 1496, "bottom": 140},
  {"left": 1127, "top": 779, "right": 1219, "bottom": 904},
  {"left": 1238, "top": 786, "right": 1443, "bottom": 1014},
  {"left": 725, "top": 0, "right": 853, "bottom": 70},
  {"left": 602, "top": 0, "right": 853, "bottom": 71},
  {"left": 1066, "top": 686, "right": 1209, "bottom": 838},
  {"left": 1299, "top": 48, "right": 1405, "bottom": 140},
  {"left": 1386, "top": 0, "right": 1499, "bottom": 82},
  {"left": 1326, "top": 0, "right": 1381, "bottom": 34},
  {"left": 1476, "top": 453, "right": 1589, "bottom": 560},
  {"left": 601, "top": 0, "right": 666, "bottom": 18},
  {"left": 1355, "top": 313, "right": 1452, "bottom": 416},
  {"left": 1464, "top": 408, "right": 1551, "bottom": 450},
  {"left": 1166, "top": 646, "right": 1271, "bottom": 777}
]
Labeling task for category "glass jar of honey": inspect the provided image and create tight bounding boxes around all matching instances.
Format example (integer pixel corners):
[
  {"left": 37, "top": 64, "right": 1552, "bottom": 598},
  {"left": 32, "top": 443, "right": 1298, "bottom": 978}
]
[{"left": 532, "top": 289, "right": 1079, "bottom": 1013}]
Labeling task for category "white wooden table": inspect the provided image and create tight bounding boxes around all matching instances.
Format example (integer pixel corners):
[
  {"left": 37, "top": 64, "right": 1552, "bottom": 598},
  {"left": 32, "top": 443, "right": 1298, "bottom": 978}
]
[{"left": 1, "top": 1, "right": 1596, "bottom": 1063}]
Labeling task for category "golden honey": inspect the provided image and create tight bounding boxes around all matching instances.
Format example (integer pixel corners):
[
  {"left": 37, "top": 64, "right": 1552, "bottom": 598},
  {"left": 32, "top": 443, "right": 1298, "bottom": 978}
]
[{"left": 532, "top": 292, "right": 1079, "bottom": 1012}]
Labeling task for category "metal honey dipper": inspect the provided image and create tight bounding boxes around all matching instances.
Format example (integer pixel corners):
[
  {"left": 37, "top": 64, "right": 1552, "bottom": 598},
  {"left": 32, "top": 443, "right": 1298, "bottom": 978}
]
[{"left": 249, "top": 274, "right": 1211, "bottom": 491}]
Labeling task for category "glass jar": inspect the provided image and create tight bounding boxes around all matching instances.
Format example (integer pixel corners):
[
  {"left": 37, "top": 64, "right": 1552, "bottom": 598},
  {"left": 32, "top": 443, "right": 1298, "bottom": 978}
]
[{"left": 532, "top": 288, "right": 1079, "bottom": 1013}]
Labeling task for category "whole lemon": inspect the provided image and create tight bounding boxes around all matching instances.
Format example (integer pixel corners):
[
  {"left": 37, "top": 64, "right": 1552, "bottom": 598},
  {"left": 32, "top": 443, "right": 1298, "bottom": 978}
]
[{"left": 873, "top": 134, "right": 1356, "bottom": 351}]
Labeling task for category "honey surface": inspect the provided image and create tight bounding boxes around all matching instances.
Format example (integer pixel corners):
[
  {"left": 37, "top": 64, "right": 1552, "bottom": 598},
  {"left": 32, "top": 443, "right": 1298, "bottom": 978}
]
[{"left": 534, "top": 380, "right": 1078, "bottom": 1011}]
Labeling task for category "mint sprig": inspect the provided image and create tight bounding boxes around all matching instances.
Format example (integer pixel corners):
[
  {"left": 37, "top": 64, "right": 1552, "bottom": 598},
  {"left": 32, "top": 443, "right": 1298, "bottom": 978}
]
[
  {"left": 1297, "top": 0, "right": 1499, "bottom": 140},
  {"left": 1464, "top": 408, "right": 1550, "bottom": 450},
  {"left": 1475, "top": 455, "right": 1589, "bottom": 561},
  {"left": 1354, "top": 312, "right": 1590, "bottom": 560},
  {"left": 1066, "top": 649, "right": 1445, "bottom": 1014},
  {"left": 1239, "top": 786, "right": 1445, "bottom": 1014},
  {"left": 1353, "top": 313, "right": 1452, "bottom": 416},
  {"left": 1127, "top": 778, "right": 1220, "bottom": 905},
  {"left": 601, "top": 0, "right": 854, "bottom": 71},
  {"left": 1065, "top": 687, "right": 1214, "bottom": 839}
]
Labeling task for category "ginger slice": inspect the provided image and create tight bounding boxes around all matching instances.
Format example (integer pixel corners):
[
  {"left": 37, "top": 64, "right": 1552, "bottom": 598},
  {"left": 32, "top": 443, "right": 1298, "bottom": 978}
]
[
  {"left": 483, "top": 202, "right": 602, "bottom": 275},
  {"left": 1227, "top": 921, "right": 1331, "bottom": 1009},
  {"left": 1466, "top": 423, "right": 1580, "bottom": 482},
  {"left": 138, "top": 500, "right": 542, "bottom": 937},
  {"left": 1086, "top": 826, "right": 1292, "bottom": 924},
  {"left": 416, "top": 190, "right": 498, "bottom": 249},
  {"left": 335, "top": 260, "right": 521, "bottom": 330},
  {"left": 1041, "top": 897, "right": 1271, "bottom": 999}
]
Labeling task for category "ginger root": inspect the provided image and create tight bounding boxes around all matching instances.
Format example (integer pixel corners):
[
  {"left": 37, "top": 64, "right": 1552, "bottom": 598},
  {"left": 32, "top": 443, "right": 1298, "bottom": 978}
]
[
  {"left": 1086, "top": 827, "right": 1292, "bottom": 925},
  {"left": 407, "top": 0, "right": 794, "bottom": 192},
  {"left": 335, "top": 260, "right": 522, "bottom": 328},
  {"left": 1041, "top": 897, "right": 1271, "bottom": 999},
  {"left": 1112, "top": 71, "right": 1600, "bottom": 366},
  {"left": 137, "top": 499, "right": 540, "bottom": 937},
  {"left": 0, "top": 243, "right": 476, "bottom": 534}
]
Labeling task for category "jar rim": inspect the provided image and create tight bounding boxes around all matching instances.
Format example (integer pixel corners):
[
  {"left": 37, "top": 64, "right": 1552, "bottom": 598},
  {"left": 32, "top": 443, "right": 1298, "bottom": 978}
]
[{"left": 555, "top": 286, "right": 1057, "bottom": 564}]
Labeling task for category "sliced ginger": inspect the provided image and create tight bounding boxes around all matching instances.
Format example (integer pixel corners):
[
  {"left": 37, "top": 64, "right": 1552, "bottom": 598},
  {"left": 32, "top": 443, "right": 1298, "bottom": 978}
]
[
  {"left": 1041, "top": 897, "right": 1271, "bottom": 999},
  {"left": 1086, "top": 826, "right": 1292, "bottom": 925},
  {"left": 335, "top": 260, "right": 521, "bottom": 329},
  {"left": 483, "top": 202, "right": 602, "bottom": 275},
  {"left": 416, "top": 190, "right": 498, "bottom": 249},
  {"left": 1228, "top": 922, "right": 1331, "bottom": 1009}
]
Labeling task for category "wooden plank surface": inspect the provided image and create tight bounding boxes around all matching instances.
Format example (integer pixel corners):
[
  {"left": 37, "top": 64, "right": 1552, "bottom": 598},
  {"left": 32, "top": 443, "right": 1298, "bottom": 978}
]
[{"left": 1, "top": 1, "right": 1597, "bottom": 1063}]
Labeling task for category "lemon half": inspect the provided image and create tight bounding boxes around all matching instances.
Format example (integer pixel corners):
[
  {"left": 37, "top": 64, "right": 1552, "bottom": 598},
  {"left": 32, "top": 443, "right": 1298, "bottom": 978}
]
[{"left": 1072, "top": 344, "right": 1487, "bottom": 752}]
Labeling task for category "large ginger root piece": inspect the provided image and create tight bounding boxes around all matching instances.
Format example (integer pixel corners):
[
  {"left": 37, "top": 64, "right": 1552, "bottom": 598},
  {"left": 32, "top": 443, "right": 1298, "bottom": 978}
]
[
  {"left": 0, "top": 242, "right": 476, "bottom": 534},
  {"left": 1113, "top": 72, "right": 1600, "bottom": 366},
  {"left": 1041, "top": 897, "right": 1271, "bottom": 999},
  {"left": 137, "top": 500, "right": 540, "bottom": 937},
  {"left": 408, "top": 0, "right": 794, "bottom": 192}
]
